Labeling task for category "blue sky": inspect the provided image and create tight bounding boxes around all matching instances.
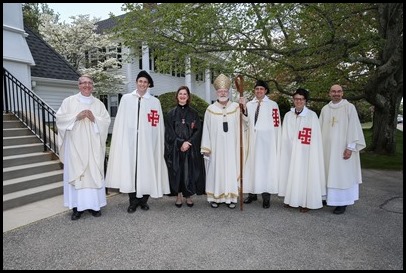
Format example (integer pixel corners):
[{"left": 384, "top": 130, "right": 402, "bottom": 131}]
[{"left": 47, "top": 3, "right": 125, "bottom": 23}]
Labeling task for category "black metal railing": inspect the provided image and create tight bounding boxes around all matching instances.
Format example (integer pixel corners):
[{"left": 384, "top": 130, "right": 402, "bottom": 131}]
[{"left": 3, "top": 67, "right": 59, "bottom": 156}]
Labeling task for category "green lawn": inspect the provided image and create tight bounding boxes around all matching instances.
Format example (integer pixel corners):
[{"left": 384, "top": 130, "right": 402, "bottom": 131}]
[{"left": 360, "top": 127, "right": 403, "bottom": 170}]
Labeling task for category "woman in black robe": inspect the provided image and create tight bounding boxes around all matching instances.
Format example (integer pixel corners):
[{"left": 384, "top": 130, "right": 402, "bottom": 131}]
[{"left": 164, "top": 86, "right": 206, "bottom": 207}]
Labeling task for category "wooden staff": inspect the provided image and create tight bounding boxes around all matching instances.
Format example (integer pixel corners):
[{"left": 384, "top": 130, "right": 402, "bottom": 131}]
[{"left": 234, "top": 75, "right": 244, "bottom": 211}]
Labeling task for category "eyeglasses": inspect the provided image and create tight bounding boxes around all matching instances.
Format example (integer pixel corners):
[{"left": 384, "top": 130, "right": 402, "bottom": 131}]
[
  {"left": 79, "top": 82, "right": 93, "bottom": 85},
  {"left": 293, "top": 98, "right": 305, "bottom": 101}
]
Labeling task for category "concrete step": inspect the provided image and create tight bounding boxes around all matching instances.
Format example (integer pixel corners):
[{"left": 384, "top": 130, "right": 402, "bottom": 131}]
[
  {"left": 3, "top": 135, "right": 42, "bottom": 146},
  {"left": 2, "top": 114, "right": 63, "bottom": 212},
  {"left": 3, "top": 128, "right": 34, "bottom": 137},
  {"left": 3, "top": 143, "right": 44, "bottom": 156},
  {"left": 3, "top": 160, "right": 63, "bottom": 180},
  {"left": 3, "top": 169, "right": 64, "bottom": 194},
  {"left": 3, "top": 181, "right": 63, "bottom": 211},
  {"left": 2, "top": 120, "right": 27, "bottom": 128},
  {"left": 3, "top": 113, "right": 18, "bottom": 121},
  {"left": 3, "top": 195, "right": 68, "bottom": 233},
  {"left": 3, "top": 152, "right": 57, "bottom": 167}
]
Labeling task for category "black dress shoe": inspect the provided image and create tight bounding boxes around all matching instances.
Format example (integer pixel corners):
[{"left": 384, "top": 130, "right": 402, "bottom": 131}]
[
  {"left": 333, "top": 206, "right": 347, "bottom": 214},
  {"left": 300, "top": 207, "right": 309, "bottom": 213},
  {"left": 243, "top": 195, "right": 258, "bottom": 204},
  {"left": 89, "top": 210, "right": 101, "bottom": 217},
  {"left": 71, "top": 211, "right": 83, "bottom": 220},
  {"left": 140, "top": 203, "right": 149, "bottom": 211},
  {"left": 263, "top": 199, "right": 270, "bottom": 209},
  {"left": 175, "top": 203, "right": 183, "bottom": 208},
  {"left": 186, "top": 198, "right": 194, "bottom": 207},
  {"left": 127, "top": 205, "right": 137, "bottom": 213}
]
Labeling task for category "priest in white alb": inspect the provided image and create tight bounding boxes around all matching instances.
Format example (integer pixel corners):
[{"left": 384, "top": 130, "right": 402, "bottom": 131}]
[
  {"left": 319, "top": 84, "right": 366, "bottom": 214},
  {"left": 56, "top": 74, "right": 111, "bottom": 220}
]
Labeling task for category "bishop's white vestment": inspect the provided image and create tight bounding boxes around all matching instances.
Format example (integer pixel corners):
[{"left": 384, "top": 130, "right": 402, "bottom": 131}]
[
  {"left": 105, "top": 90, "right": 170, "bottom": 198},
  {"left": 319, "top": 99, "right": 366, "bottom": 206},
  {"left": 278, "top": 107, "right": 326, "bottom": 209},
  {"left": 56, "top": 93, "right": 111, "bottom": 211},
  {"left": 201, "top": 101, "right": 241, "bottom": 204}
]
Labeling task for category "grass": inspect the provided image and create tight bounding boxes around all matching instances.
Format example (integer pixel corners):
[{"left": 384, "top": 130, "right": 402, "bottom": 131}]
[{"left": 360, "top": 127, "right": 403, "bottom": 171}]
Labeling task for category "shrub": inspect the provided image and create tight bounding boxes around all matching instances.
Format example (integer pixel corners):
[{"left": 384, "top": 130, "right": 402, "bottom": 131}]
[{"left": 159, "top": 91, "right": 209, "bottom": 121}]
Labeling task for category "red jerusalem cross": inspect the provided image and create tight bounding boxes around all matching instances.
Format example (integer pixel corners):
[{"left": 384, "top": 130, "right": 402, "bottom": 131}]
[
  {"left": 272, "top": 109, "right": 280, "bottom": 127},
  {"left": 298, "top": 127, "right": 311, "bottom": 145},
  {"left": 148, "top": 110, "right": 160, "bottom": 127}
]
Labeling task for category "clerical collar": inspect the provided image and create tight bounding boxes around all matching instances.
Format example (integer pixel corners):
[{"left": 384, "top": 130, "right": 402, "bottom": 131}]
[{"left": 178, "top": 103, "right": 188, "bottom": 109}]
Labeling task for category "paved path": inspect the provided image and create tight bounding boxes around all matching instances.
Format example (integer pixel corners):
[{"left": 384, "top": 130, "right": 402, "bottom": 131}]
[{"left": 3, "top": 169, "right": 403, "bottom": 270}]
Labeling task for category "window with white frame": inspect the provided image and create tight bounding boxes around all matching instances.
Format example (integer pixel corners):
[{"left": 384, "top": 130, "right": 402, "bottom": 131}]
[
  {"left": 85, "top": 43, "right": 122, "bottom": 69},
  {"left": 99, "top": 93, "right": 123, "bottom": 117}
]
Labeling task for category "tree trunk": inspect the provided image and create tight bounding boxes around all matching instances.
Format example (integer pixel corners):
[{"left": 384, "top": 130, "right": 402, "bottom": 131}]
[
  {"left": 364, "top": 3, "right": 403, "bottom": 155},
  {"left": 369, "top": 94, "right": 400, "bottom": 155}
]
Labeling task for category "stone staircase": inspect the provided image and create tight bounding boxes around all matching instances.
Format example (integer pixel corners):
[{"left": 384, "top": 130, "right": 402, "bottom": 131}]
[{"left": 3, "top": 113, "right": 63, "bottom": 211}]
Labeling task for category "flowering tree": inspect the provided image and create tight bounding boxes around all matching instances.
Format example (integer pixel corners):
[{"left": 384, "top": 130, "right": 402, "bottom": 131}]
[{"left": 39, "top": 13, "right": 125, "bottom": 95}]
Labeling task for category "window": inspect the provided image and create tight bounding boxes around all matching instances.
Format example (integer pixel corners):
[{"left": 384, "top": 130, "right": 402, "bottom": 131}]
[
  {"left": 195, "top": 72, "right": 204, "bottom": 82},
  {"left": 85, "top": 43, "right": 122, "bottom": 69},
  {"left": 98, "top": 93, "right": 123, "bottom": 118}
]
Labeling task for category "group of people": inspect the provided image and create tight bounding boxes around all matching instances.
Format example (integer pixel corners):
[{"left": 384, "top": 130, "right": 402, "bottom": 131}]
[{"left": 56, "top": 71, "right": 365, "bottom": 221}]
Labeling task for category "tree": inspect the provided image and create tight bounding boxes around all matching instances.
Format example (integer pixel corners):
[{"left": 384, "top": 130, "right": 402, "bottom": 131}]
[
  {"left": 114, "top": 3, "right": 402, "bottom": 155},
  {"left": 38, "top": 13, "right": 125, "bottom": 96},
  {"left": 22, "top": 3, "right": 58, "bottom": 34}
]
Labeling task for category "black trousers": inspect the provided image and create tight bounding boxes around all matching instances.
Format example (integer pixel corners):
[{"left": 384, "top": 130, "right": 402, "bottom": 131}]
[
  {"left": 128, "top": 193, "right": 150, "bottom": 205},
  {"left": 176, "top": 153, "right": 191, "bottom": 198},
  {"left": 248, "top": 192, "right": 270, "bottom": 201}
]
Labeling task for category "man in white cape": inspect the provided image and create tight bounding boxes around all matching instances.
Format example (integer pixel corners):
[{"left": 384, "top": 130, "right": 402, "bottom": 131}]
[
  {"left": 105, "top": 70, "right": 170, "bottom": 213},
  {"left": 56, "top": 74, "right": 111, "bottom": 220},
  {"left": 319, "top": 84, "right": 366, "bottom": 214},
  {"left": 239, "top": 80, "right": 281, "bottom": 209},
  {"left": 278, "top": 88, "right": 326, "bottom": 212}
]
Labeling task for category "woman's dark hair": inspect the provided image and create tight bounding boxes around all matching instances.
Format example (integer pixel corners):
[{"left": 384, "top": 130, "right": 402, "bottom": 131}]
[
  {"left": 175, "top": 85, "right": 191, "bottom": 104},
  {"left": 293, "top": 88, "right": 309, "bottom": 101}
]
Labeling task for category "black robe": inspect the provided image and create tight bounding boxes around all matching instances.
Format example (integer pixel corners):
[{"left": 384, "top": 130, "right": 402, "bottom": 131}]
[{"left": 164, "top": 104, "right": 206, "bottom": 196}]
